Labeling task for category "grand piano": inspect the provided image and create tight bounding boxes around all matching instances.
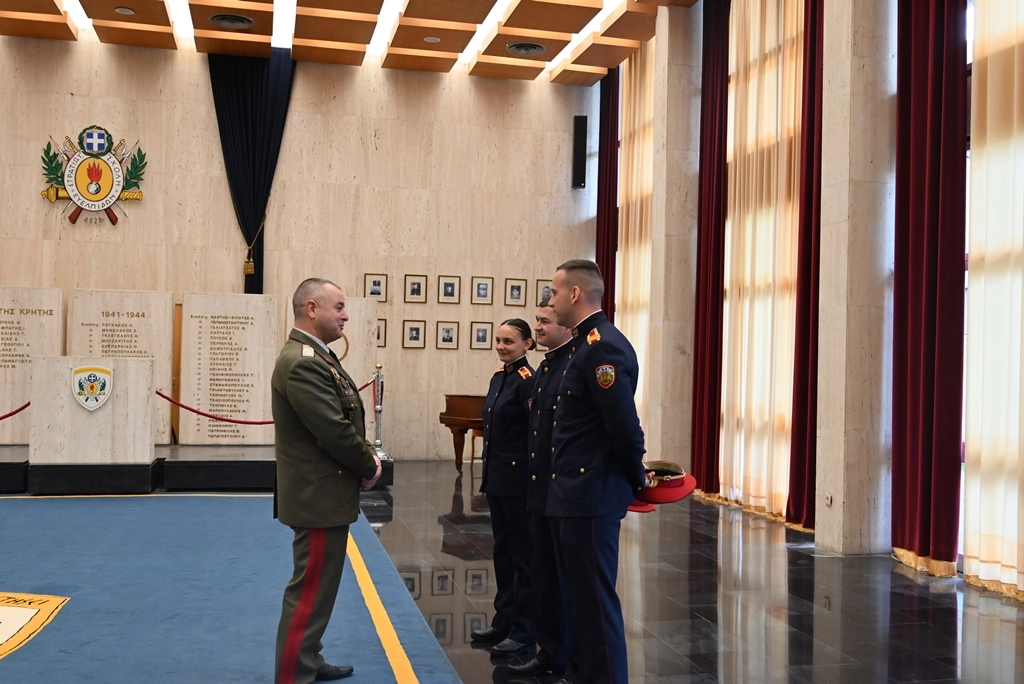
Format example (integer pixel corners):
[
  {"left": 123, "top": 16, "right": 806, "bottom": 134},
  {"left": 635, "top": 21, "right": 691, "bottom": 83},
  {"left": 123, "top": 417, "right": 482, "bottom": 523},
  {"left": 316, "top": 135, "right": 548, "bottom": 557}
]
[{"left": 438, "top": 394, "right": 485, "bottom": 473}]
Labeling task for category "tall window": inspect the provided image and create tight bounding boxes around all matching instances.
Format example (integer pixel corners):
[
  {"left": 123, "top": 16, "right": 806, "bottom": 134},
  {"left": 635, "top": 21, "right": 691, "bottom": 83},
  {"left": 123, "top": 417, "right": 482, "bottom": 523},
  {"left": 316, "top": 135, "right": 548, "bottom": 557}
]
[{"left": 719, "top": 0, "right": 805, "bottom": 515}]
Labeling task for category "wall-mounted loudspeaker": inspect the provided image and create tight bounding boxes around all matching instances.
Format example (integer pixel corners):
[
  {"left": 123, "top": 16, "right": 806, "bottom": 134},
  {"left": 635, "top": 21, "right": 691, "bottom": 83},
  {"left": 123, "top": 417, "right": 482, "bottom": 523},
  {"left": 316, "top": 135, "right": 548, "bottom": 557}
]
[{"left": 572, "top": 115, "right": 587, "bottom": 189}]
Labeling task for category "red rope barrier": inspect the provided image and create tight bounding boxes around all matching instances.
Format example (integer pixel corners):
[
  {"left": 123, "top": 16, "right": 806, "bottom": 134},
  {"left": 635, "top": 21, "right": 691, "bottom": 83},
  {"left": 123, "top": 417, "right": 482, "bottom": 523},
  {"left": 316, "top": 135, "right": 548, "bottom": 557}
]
[
  {"left": 0, "top": 402, "right": 30, "bottom": 422},
  {"left": 155, "top": 390, "right": 274, "bottom": 425},
  {"left": 358, "top": 380, "right": 372, "bottom": 392}
]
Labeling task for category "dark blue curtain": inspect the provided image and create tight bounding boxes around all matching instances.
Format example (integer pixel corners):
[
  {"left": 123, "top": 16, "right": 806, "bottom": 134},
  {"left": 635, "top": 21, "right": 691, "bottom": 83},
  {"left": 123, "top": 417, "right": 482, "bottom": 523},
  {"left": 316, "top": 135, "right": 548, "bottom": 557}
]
[{"left": 208, "top": 48, "right": 296, "bottom": 294}]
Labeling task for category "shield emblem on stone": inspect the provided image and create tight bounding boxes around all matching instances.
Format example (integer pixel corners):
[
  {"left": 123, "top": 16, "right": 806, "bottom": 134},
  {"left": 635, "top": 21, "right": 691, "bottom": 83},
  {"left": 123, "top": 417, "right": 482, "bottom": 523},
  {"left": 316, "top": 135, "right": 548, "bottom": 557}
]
[{"left": 72, "top": 366, "right": 113, "bottom": 411}]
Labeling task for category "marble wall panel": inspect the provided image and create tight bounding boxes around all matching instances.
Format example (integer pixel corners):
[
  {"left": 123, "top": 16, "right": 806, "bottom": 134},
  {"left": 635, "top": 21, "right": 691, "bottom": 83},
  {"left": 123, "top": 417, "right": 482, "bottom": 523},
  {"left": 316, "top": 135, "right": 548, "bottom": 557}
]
[
  {"left": 178, "top": 293, "right": 278, "bottom": 445},
  {"left": 67, "top": 289, "right": 173, "bottom": 443},
  {"left": 0, "top": 288, "right": 64, "bottom": 444},
  {"left": 29, "top": 356, "right": 154, "bottom": 465}
]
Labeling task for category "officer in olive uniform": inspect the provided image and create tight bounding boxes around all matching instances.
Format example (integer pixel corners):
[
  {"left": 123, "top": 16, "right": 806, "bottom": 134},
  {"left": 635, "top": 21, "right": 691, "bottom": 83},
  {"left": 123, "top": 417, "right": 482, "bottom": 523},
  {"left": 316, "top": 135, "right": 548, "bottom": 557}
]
[
  {"left": 471, "top": 319, "right": 536, "bottom": 656},
  {"left": 273, "top": 278, "right": 382, "bottom": 684},
  {"left": 507, "top": 300, "right": 575, "bottom": 678},
  {"left": 546, "top": 260, "right": 647, "bottom": 684}
]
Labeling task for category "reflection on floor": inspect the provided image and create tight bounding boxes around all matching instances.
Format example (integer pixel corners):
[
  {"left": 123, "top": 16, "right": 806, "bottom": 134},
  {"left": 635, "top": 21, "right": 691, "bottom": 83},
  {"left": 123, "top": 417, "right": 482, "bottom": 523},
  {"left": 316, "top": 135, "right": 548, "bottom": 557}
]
[{"left": 361, "top": 460, "right": 1024, "bottom": 684}]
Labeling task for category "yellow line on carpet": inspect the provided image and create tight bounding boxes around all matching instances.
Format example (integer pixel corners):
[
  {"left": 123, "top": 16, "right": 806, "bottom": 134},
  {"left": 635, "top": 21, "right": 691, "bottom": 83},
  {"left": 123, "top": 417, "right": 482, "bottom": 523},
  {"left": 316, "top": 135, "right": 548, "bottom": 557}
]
[{"left": 347, "top": 536, "right": 419, "bottom": 684}]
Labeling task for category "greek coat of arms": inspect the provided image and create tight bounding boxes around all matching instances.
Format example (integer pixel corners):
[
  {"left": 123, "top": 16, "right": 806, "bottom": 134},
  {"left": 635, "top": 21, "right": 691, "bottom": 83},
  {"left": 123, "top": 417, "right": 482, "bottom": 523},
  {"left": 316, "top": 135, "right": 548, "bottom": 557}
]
[{"left": 40, "top": 126, "right": 146, "bottom": 225}]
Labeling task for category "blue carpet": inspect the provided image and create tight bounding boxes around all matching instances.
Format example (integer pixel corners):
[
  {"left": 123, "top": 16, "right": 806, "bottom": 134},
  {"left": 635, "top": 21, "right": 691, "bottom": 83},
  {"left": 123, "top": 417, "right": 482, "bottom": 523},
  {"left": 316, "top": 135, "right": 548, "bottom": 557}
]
[{"left": 0, "top": 495, "right": 460, "bottom": 684}]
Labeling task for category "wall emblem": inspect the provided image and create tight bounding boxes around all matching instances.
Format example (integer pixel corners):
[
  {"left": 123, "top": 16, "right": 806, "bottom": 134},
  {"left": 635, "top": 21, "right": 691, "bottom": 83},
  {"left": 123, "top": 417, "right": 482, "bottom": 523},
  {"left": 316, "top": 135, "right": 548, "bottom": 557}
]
[
  {"left": 72, "top": 366, "right": 113, "bottom": 411},
  {"left": 40, "top": 126, "right": 146, "bottom": 225}
]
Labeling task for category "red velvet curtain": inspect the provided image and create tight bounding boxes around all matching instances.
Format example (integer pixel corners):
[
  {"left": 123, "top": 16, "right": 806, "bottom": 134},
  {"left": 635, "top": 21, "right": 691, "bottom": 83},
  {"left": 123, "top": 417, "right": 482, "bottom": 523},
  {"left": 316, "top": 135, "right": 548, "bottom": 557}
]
[
  {"left": 892, "top": 0, "right": 967, "bottom": 564},
  {"left": 690, "top": 0, "right": 730, "bottom": 493},
  {"left": 595, "top": 67, "right": 620, "bottom": 322},
  {"left": 786, "top": 0, "right": 824, "bottom": 529}
]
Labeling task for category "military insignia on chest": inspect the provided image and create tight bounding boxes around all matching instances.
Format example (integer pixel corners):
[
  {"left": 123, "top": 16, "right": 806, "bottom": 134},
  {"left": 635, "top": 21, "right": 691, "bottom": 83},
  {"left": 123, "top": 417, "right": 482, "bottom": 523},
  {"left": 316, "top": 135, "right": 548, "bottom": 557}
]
[
  {"left": 329, "top": 366, "right": 354, "bottom": 396},
  {"left": 587, "top": 329, "right": 601, "bottom": 344},
  {"left": 595, "top": 364, "right": 616, "bottom": 389},
  {"left": 518, "top": 367, "right": 532, "bottom": 379}
]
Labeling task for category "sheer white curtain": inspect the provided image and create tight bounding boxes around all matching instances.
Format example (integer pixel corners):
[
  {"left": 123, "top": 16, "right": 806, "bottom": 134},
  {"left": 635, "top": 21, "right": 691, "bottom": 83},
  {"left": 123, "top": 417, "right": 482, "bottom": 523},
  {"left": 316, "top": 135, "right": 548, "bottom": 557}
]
[
  {"left": 616, "top": 38, "right": 656, "bottom": 422},
  {"left": 963, "top": 0, "right": 1024, "bottom": 599},
  {"left": 719, "top": 0, "right": 803, "bottom": 515}
]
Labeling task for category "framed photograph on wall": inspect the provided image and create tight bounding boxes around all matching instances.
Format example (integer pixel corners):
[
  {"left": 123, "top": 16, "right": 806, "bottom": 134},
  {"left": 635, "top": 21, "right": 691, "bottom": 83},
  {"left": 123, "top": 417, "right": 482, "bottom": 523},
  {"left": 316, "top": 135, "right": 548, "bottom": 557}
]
[
  {"left": 364, "top": 273, "right": 387, "bottom": 302},
  {"left": 399, "top": 572, "right": 420, "bottom": 600},
  {"left": 466, "top": 568, "right": 488, "bottom": 595},
  {"left": 432, "top": 569, "right": 454, "bottom": 596},
  {"left": 464, "top": 613, "right": 486, "bottom": 643},
  {"left": 436, "top": 321, "right": 459, "bottom": 350},
  {"left": 404, "top": 274, "right": 427, "bottom": 303},
  {"left": 438, "top": 275, "right": 461, "bottom": 304},
  {"left": 505, "top": 278, "right": 527, "bottom": 306},
  {"left": 471, "top": 276, "right": 493, "bottom": 305},
  {"left": 430, "top": 614, "right": 453, "bottom": 645},
  {"left": 403, "top": 320, "right": 426, "bottom": 349},
  {"left": 375, "top": 319, "right": 387, "bottom": 348},
  {"left": 536, "top": 279, "right": 553, "bottom": 305},
  {"left": 470, "top": 322, "right": 492, "bottom": 350}
]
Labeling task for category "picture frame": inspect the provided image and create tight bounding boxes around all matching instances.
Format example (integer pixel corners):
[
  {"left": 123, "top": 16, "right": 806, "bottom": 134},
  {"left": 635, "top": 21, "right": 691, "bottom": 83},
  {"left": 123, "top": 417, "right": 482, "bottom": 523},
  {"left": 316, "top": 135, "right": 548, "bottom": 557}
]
[
  {"left": 470, "top": 276, "right": 493, "bottom": 305},
  {"left": 375, "top": 319, "right": 387, "bottom": 348},
  {"left": 436, "top": 321, "right": 459, "bottom": 350},
  {"left": 430, "top": 614, "right": 453, "bottom": 645},
  {"left": 504, "top": 278, "right": 527, "bottom": 307},
  {"left": 403, "top": 320, "right": 426, "bottom": 349},
  {"left": 399, "top": 572, "right": 421, "bottom": 600},
  {"left": 438, "top": 275, "right": 461, "bottom": 304},
  {"left": 364, "top": 273, "right": 387, "bottom": 302},
  {"left": 432, "top": 569, "right": 454, "bottom": 596},
  {"left": 470, "top": 322, "right": 493, "bottom": 350},
  {"left": 464, "top": 613, "right": 486, "bottom": 643},
  {"left": 536, "top": 279, "right": 553, "bottom": 306},
  {"left": 404, "top": 274, "right": 427, "bottom": 303},
  {"left": 465, "top": 568, "right": 488, "bottom": 595}
]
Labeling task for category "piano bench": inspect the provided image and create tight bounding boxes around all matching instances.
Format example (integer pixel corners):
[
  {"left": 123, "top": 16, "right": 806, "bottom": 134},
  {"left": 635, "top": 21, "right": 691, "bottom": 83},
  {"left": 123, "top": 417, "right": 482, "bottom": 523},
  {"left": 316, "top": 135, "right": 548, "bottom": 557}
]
[{"left": 469, "top": 429, "right": 484, "bottom": 466}]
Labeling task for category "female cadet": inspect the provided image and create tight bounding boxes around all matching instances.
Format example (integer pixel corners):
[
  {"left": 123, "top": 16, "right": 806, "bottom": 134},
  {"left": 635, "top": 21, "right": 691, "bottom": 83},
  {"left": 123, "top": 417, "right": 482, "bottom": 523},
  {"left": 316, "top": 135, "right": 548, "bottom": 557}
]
[{"left": 469, "top": 318, "right": 536, "bottom": 656}]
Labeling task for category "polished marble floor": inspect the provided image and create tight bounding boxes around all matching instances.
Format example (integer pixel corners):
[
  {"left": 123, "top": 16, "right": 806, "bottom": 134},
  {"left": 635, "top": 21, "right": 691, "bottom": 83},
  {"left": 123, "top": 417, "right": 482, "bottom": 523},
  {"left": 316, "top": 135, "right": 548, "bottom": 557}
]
[{"left": 361, "top": 460, "right": 1024, "bottom": 684}]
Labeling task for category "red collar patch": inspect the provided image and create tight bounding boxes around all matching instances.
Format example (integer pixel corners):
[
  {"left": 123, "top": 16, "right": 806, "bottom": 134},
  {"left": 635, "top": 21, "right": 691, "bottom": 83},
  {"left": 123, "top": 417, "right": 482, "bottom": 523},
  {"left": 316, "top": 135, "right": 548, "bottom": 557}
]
[
  {"left": 518, "top": 366, "right": 532, "bottom": 379},
  {"left": 587, "top": 329, "right": 601, "bottom": 345}
]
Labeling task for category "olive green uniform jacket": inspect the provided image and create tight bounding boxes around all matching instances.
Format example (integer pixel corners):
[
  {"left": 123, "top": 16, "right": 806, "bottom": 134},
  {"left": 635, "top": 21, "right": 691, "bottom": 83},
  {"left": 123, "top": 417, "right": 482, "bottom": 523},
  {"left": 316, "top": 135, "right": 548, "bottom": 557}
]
[{"left": 272, "top": 328, "right": 379, "bottom": 529}]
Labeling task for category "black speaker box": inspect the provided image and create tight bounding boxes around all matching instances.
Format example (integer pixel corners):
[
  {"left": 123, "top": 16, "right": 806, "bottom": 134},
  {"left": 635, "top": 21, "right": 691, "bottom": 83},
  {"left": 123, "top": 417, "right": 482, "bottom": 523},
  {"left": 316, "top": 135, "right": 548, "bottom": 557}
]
[{"left": 572, "top": 115, "right": 587, "bottom": 188}]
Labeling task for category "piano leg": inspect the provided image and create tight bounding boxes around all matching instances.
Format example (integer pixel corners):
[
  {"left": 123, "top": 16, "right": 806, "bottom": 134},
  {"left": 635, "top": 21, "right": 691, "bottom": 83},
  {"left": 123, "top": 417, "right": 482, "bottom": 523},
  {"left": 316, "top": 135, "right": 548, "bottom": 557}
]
[{"left": 449, "top": 427, "right": 468, "bottom": 473}]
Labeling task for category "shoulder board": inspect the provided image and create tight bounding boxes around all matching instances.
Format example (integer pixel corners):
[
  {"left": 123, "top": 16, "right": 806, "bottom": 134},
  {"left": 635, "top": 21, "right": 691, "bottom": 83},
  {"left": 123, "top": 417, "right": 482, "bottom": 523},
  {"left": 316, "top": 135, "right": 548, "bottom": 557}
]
[
  {"left": 518, "top": 367, "right": 532, "bottom": 379},
  {"left": 495, "top": 365, "right": 505, "bottom": 374},
  {"left": 301, "top": 344, "right": 315, "bottom": 357},
  {"left": 587, "top": 329, "right": 601, "bottom": 345}
]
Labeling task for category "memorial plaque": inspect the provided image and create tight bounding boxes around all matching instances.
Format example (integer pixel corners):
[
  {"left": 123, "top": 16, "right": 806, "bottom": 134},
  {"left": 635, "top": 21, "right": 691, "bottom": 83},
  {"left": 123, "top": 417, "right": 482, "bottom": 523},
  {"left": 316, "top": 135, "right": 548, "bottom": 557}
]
[
  {"left": 30, "top": 356, "right": 154, "bottom": 465},
  {"left": 0, "top": 288, "right": 64, "bottom": 445},
  {"left": 179, "top": 293, "right": 278, "bottom": 445},
  {"left": 67, "top": 290, "right": 173, "bottom": 444}
]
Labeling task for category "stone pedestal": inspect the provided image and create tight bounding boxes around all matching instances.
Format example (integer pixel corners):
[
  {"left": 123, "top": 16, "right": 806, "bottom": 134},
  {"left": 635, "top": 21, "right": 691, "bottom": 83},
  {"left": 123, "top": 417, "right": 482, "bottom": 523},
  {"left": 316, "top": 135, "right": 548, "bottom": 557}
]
[
  {"left": 0, "top": 288, "right": 64, "bottom": 445},
  {"left": 178, "top": 293, "right": 278, "bottom": 445},
  {"left": 28, "top": 356, "right": 155, "bottom": 494},
  {"left": 67, "top": 289, "right": 173, "bottom": 444}
]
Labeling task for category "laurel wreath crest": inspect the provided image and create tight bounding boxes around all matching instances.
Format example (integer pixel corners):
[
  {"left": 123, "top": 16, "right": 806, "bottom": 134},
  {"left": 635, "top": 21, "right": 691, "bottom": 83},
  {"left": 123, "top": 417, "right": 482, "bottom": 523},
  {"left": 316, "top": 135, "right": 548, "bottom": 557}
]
[
  {"left": 41, "top": 142, "right": 65, "bottom": 187},
  {"left": 123, "top": 149, "right": 147, "bottom": 191}
]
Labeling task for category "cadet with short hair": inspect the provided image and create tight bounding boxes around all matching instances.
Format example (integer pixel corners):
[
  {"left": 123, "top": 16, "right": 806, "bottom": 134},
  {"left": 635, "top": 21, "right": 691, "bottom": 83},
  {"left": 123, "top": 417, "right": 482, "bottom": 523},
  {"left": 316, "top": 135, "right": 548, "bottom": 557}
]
[{"left": 545, "top": 260, "right": 647, "bottom": 684}]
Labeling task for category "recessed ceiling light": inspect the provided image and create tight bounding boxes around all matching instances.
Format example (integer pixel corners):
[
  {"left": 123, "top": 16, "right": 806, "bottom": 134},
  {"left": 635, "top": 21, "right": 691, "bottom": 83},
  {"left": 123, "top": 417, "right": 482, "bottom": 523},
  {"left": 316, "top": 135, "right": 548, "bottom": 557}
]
[
  {"left": 423, "top": 36, "right": 441, "bottom": 43},
  {"left": 114, "top": 6, "right": 135, "bottom": 14}
]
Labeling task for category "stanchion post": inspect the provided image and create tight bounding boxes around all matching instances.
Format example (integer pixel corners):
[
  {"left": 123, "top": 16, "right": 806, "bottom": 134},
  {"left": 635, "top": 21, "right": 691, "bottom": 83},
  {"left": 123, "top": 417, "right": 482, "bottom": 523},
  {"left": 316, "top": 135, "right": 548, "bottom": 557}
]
[{"left": 373, "top": 363, "right": 384, "bottom": 450}]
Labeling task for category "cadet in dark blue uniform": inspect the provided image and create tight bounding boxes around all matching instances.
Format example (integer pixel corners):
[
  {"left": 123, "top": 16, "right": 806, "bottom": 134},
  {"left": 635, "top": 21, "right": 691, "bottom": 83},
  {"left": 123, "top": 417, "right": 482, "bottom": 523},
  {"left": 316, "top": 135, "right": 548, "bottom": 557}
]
[
  {"left": 507, "top": 299, "right": 575, "bottom": 679},
  {"left": 546, "top": 260, "right": 647, "bottom": 684},
  {"left": 471, "top": 318, "right": 536, "bottom": 656}
]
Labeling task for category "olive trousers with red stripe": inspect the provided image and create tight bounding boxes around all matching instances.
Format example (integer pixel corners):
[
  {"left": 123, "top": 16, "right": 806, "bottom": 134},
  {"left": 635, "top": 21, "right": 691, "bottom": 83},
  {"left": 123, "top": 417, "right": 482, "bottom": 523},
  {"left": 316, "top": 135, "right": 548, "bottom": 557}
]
[{"left": 275, "top": 525, "right": 350, "bottom": 684}]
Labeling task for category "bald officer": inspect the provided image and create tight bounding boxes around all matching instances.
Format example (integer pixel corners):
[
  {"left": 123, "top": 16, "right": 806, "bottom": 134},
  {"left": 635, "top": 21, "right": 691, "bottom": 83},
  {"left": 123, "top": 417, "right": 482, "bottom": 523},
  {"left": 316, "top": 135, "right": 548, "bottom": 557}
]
[
  {"left": 273, "top": 277, "right": 382, "bottom": 684},
  {"left": 546, "top": 260, "right": 647, "bottom": 684}
]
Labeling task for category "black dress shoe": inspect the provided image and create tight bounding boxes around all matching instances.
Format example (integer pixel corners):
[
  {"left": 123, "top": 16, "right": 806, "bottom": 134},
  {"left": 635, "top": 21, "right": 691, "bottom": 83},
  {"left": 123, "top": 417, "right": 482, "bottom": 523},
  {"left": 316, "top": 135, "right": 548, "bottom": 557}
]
[
  {"left": 471, "top": 626, "right": 507, "bottom": 642},
  {"left": 507, "top": 657, "right": 558, "bottom": 676},
  {"left": 315, "top": 664, "right": 354, "bottom": 680},
  {"left": 490, "top": 638, "right": 530, "bottom": 656}
]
